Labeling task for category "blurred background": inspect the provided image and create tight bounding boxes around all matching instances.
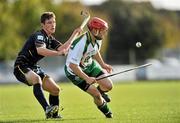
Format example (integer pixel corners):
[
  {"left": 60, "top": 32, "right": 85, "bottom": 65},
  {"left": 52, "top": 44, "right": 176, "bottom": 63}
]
[{"left": 0, "top": 0, "right": 180, "bottom": 83}]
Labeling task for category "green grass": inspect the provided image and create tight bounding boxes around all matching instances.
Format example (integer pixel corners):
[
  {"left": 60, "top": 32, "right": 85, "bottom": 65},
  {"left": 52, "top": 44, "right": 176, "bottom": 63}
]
[{"left": 0, "top": 81, "right": 180, "bottom": 123}]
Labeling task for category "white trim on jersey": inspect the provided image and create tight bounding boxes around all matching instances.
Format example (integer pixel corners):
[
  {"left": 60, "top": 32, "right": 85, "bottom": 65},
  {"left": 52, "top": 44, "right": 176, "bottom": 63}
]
[{"left": 65, "top": 35, "right": 87, "bottom": 75}]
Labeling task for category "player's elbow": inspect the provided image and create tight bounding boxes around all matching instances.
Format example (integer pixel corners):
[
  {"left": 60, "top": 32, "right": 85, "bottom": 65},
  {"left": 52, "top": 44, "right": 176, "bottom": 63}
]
[{"left": 69, "top": 63, "right": 78, "bottom": 70}]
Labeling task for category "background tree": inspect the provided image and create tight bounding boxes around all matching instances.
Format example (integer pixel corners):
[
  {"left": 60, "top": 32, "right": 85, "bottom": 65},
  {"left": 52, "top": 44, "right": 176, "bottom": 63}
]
[
  {"left": 0, "top": 1, "right": 22, "bottom": 61},
  {"left": 91, "top": 1, "right": 164, "bottom": 64},
  {"left": 0, "top": 0, "right": 180, "bottom": 64}
]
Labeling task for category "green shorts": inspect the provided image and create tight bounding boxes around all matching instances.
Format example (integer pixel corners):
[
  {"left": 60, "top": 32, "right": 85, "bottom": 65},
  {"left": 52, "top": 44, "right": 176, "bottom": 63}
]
[{"left": 64, "top": 61, "right": 104, "bottom": 91}]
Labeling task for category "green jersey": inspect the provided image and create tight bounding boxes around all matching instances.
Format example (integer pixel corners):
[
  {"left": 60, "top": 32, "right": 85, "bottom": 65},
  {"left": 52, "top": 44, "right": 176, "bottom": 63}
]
[{"left": 65, "top": 32, "right": 102, "bottom": 74}]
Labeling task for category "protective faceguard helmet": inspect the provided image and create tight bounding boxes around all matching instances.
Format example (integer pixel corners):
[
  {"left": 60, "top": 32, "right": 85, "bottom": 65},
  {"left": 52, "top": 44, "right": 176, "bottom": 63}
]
[{"left": 88, "top": 17, "right": 108, "bottom": 31}]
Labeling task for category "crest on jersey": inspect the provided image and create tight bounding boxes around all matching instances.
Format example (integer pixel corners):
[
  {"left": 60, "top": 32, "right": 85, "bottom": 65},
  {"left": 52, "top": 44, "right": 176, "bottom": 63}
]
[{"left": 37, "top": 35, "right": 44, "bottom": 40}]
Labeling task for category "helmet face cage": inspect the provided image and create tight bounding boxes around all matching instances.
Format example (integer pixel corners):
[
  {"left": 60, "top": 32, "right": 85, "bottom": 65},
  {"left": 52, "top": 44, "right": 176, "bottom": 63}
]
[{"left": 88, "top": 17, "right": 108, "bottom": 31}]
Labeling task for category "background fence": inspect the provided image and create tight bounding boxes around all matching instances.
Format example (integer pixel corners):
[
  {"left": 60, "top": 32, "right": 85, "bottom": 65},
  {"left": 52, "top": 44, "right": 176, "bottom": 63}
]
[{"left": 1, "top": 57, "right": 180, "bottom": 84}]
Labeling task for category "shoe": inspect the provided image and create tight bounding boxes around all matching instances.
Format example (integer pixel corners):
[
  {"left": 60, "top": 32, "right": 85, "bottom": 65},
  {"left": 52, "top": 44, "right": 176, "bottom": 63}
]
[
  {"left": 52, "top": 114, "right": 63, "bottom": 119},
  {"left": 97, "top": 86, "right": 111, "bottom": 102},
  {"left": 45, "top": 105, "right": 59, "bottom": 119},
  {"left": 102, "top": 93, "right": 111, "bottom": 103},
  {"left": 52, "top": 108, "right": 63, "bottom": 119},
  {"left": 105, "top": 111, "right": 113, "bottom": 118}
]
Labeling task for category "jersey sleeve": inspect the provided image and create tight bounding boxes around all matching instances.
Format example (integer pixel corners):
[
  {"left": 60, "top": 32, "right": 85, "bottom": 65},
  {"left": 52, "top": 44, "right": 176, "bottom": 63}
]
[
  {"left": 35, "top": 34, "right": 46, "bottom": 48},
  {"left": 68, "top": 36, "right": 86, "bottom": 65},
  {"left": 50, "top": 37, "right": 62, "bottom": 50}
]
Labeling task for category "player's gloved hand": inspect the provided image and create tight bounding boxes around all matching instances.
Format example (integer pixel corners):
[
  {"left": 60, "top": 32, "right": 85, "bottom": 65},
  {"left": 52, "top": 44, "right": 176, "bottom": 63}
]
[
  {"left": 102, "top": 63, "right": 113, "bottom": 73},
  {"left": 86, "top": 77, "right": 97, "bottom": 85}
]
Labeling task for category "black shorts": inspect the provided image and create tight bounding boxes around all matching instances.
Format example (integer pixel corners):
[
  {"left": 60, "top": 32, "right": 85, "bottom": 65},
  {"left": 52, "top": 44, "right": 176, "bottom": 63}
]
[{"left": 13, "top": 64, "right": 46, "bottom": 86}]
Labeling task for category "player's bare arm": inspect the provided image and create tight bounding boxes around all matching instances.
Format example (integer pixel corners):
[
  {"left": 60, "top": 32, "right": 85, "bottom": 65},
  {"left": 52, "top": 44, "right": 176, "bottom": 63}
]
[
  {"left": 69, "top": 63, "right": 96, "bottom": 84},
  {"left": 93, "top": 51, "right": 113, "bottom": 73},
  {"left": 36, "top": 43, "right": 66, "bottom": 56},
  {"left": 93, "top": 51, "right": 105, "bottom": 66},
  {"left": 57, "top": 28, "right": 82, "bottom": 52}
]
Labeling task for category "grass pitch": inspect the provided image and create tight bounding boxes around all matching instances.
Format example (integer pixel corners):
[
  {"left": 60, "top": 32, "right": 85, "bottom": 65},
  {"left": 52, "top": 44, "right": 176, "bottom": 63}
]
[{"left": 0, "top": 81, "right": 180, "bottom": 123}]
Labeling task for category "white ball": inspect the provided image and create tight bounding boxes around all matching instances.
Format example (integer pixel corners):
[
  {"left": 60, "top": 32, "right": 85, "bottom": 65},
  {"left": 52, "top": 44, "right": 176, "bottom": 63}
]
[{"left": 136, "top": 42, "right": 142, "bottom": 48}]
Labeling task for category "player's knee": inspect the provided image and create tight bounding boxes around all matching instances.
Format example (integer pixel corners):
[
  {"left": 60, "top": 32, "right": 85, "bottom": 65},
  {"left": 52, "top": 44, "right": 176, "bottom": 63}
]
[
  {"left": 31, "top": 75, "right": 42, "bottom": 85},
  {"left": 55, "top": 86, "right": 60, "bottom": 94},
  {"left": 102, "top": 82, "right": 113, "bottom": 91},
  {"left": 106, "top": 83, "right": 113, "bottom": 91},
  {"left": 107, "top": 79, "right": 113, "bottom": 90},
  {"left": 51, "top": 86, "right": 60, "bottom": 95}
]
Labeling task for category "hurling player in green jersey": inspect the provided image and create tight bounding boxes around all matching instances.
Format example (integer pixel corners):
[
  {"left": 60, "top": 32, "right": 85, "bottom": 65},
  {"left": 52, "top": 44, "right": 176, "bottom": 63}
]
[{"left": 65, "top": 17, "right": 113, "bottom": 118}]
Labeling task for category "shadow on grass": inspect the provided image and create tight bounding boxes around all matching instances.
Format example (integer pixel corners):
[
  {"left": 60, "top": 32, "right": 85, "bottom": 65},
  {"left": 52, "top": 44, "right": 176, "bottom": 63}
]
[
  {"left": 0, "top": 119, "right": 46, "bottom": 123},
  {"left": 62, "top": 117, "right": 97, "bottom": 121},
  {"left": 0, "top": 117, "right": 97, "bottom": 123}
]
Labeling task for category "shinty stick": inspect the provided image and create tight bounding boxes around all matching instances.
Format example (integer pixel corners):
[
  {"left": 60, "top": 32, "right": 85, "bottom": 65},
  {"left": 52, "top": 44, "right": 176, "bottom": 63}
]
[{"left": 96, "top": 63, "right": 152, "bottom": 81}]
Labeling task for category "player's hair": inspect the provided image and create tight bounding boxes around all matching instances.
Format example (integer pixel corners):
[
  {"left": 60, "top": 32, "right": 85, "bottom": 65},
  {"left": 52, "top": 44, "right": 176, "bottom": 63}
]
[{"left": 41, "top": 12, "right": 55, "bottom": 24}]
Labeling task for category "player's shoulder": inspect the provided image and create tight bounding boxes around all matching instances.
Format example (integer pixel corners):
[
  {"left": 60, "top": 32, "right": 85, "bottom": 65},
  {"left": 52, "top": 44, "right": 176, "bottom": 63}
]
[
  {"left": 33, "top": 30, "right": 47, "bottom": 41},
  {"left": 78, "top": 31, "right": 90, "bottom": 43},
  {"left": 70, "top": 32, "right": 87, "bottom": 49},
  {"left": 73, "top": 32, "right": 87, "bottom": 43},
  {"left": 78, "top": 32, "right": 87, "bottom": 39}
]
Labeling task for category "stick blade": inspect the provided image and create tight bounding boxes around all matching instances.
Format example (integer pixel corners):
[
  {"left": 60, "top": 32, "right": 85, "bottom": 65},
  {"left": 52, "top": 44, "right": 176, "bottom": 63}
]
[{"left": 80, "top": 10, "right": 89, "bottom": 17}]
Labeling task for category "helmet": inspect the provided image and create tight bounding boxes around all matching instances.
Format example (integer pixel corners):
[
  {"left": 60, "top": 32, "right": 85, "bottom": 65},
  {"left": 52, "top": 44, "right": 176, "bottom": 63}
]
[{"left": 88, "top": 17, "right": 108, "bottom": 30}]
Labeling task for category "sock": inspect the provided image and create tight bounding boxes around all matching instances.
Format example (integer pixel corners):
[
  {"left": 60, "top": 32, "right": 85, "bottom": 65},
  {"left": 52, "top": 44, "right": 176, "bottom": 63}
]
[
  {"left": 49, "top": 94, "right": 59, "bottom": 116},
  {"left": 33, "top": 83, "right": 48, "bottom": 111},
  {"left": 98, "top": 101, "right": 110, "bottom": 115},
  {"left": 49, "top": 94, "right": 59, "bottom": 106}
]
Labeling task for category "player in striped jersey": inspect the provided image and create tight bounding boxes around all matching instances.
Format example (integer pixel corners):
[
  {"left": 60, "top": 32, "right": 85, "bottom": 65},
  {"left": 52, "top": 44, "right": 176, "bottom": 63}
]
[{"left": 64, "top": 17, "right": 113, "bottom": 118}]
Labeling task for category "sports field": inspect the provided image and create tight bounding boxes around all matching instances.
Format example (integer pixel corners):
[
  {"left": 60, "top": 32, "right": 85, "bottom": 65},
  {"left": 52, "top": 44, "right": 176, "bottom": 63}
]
[{"left": 0, "top": 81, "right": 180, "bottom": 123}]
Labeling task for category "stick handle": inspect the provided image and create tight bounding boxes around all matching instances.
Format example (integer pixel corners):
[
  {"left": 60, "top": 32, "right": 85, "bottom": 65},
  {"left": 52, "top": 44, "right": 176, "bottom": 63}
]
[
  {"left": 80, "top": 16, "right": 90, "bottom": 29},
  {"left": 96, "top": 63, "right": 152, "bottom": 81},
  {"left": 71, "top": 14, "right": 90, "bottom": 42}
]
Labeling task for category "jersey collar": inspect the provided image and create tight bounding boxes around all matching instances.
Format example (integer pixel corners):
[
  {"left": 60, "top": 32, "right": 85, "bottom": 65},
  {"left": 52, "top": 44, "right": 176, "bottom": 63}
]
[
  {"left": 41, "top": 29, "right": 54, "bottom": 40},
  {"left": 41, "top": 29, "right": 48, "bottom": 38},
  {"left": 87, "top": 31, "right": 97, "bottom": 47}
]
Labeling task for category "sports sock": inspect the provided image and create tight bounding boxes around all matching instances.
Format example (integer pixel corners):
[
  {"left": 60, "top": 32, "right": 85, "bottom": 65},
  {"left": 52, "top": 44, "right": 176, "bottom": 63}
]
[
  {"left": 33, "top": 83, "right": 48, "bottom": 111},
  {"left": 49, "top": 94, "right": 59, "bottom": 106},
  {"left": 98, "top": 101, "right": 110, "bottom": 115},
  {"left": 49, "top": 94, "right": 59, "bottom": 116}
]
